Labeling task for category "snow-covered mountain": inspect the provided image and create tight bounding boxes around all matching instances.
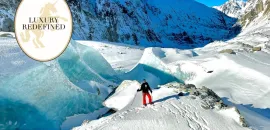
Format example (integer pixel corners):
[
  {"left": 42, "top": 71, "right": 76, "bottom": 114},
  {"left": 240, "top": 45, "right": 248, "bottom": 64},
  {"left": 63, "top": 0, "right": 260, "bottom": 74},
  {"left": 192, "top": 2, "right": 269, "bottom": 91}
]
[
  {"left": 213, "top": 0, "right": 246, "bottom": 18},
  {"left": 0, "top": 0, "right": 238, "bottom": 47},
  {"left": 214, "top": 0, "right": 270, "bottom": 29},
  {"left": 239, "top": 0, "right": 270, "bottom": 28},
  {"left": 0, "top": 0, "right": 268, "bottom": 47}
]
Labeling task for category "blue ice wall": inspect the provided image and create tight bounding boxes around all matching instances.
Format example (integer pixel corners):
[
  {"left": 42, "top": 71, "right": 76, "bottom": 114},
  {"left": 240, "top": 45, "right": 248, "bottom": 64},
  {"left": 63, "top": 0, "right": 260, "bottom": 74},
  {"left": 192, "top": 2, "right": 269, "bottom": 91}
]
[
  {"left": 58, "top": 40, "right": 120, "bottom": 88},
  {"left": 0, "top": 39, "right": 118, "bottom": 130}
]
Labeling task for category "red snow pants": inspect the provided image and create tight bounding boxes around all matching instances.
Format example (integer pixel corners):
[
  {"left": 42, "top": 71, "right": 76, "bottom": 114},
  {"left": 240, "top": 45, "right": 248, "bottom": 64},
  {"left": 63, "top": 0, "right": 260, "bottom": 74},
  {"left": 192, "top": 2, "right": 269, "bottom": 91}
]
[{"left": 143, "top": 92, "right": 152, "bottom": 105}]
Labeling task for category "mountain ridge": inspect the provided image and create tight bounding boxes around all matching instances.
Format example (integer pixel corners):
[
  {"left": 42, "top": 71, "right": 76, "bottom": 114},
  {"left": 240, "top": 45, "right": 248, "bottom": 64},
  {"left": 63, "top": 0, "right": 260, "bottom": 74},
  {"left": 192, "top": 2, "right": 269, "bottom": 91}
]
[
  {"left": 0, "top": 0, "right": 238, "bottom": 48},
  {"left": 213, "top": 0, "right": 246, "bottom": 18}
]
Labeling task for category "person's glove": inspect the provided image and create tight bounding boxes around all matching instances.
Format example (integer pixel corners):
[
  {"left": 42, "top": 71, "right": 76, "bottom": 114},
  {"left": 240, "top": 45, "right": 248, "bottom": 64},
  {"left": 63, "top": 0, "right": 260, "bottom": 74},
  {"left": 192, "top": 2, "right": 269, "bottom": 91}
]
[{"left": 137, "top": 89, "right": 139, "bottom": 92}]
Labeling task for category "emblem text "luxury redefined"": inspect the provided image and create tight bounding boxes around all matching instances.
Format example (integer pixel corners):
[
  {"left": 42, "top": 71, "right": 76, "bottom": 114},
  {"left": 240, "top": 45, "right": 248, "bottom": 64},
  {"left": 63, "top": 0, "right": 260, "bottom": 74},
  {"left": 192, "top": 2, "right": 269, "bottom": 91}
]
[{"left": 23, "top": 17, "right": 66, "bottom": 30}]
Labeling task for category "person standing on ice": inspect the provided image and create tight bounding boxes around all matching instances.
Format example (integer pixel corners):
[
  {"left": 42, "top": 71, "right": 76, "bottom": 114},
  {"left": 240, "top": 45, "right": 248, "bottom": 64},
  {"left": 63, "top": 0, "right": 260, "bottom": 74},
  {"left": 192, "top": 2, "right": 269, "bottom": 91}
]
[{"left": 137, "top": 79, "right": 152, "bottom": 106}]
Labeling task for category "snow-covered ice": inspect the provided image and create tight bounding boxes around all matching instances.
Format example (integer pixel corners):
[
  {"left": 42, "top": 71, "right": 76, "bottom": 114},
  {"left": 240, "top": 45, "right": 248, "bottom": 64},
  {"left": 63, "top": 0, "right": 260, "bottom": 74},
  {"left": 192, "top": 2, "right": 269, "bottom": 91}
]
[
  {"left": 73, "top": 38, "right": 270, "bottom": 130},
  {"left": 103, "top": 80, "right": 141, "bottom": 111}
]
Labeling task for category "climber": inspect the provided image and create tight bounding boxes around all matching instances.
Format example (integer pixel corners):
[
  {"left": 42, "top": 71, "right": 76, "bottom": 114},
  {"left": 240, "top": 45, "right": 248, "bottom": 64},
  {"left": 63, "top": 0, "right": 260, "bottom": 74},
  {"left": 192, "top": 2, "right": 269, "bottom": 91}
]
[{"left": 137, "top": 79, "right": 153, "bottom": 106}]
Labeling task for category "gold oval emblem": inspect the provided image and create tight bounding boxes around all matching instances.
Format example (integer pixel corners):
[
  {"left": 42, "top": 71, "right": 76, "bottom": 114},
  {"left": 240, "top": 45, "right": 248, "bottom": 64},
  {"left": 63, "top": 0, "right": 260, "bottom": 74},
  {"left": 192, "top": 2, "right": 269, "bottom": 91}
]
[{"left": 15, "top": 0, "right": 73, "bottom": 61}]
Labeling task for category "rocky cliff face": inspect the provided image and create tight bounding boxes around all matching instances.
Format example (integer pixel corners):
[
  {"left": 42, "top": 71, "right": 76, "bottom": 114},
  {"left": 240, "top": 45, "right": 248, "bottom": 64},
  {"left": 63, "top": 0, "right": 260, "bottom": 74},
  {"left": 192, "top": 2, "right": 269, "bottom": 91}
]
[
  {"left": 0, "top": 0, "right": 19, "bottom": 32},
  {"left": 214, "top": 0, "right": 270, "bottom": 30},
  {"left": 0, "top": 0, "right": 239, "bottom": 47},
  {"left": 214, "top": 0, "right": 246, "bottom": 18},
  {"left": 239, "top": 0, "right": 270, "bottom": 28}
]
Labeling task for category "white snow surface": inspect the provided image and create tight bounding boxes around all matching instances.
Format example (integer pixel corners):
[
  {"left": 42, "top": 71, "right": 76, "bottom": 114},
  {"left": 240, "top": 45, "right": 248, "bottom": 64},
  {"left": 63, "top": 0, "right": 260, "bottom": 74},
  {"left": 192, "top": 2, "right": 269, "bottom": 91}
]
[
  {"left": 74, "top": 82, "right": 249, "bottom": 130},
  {"left": 61, "top": 107, "right": 109, "bottom": 130}
]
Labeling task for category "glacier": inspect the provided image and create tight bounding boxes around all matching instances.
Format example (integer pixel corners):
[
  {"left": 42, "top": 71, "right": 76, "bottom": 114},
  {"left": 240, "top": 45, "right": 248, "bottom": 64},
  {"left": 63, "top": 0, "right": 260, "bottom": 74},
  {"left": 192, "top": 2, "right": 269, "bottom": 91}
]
[
  {"left": 0, "top": 37, "right": 183, "bottom": 130},
  {"left": 76, "top": 40, "right": 270, "bottom": 130},
  {"left": 0, "top": 38, "right": 119, "bottom": 129}
]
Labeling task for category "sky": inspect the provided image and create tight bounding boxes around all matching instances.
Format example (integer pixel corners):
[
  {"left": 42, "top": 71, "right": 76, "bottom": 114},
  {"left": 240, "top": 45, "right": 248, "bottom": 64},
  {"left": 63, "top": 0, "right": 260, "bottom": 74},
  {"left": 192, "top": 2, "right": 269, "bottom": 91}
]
[{"left": 195, "top": 0, "right": 228, "bottom": 7}]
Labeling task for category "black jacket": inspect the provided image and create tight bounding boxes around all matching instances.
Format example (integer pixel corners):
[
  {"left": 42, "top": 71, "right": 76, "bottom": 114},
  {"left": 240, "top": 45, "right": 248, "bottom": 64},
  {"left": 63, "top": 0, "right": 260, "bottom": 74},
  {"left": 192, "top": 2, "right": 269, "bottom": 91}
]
[{"left": 138, "top": 82, "right": 152, "bottom": 93}]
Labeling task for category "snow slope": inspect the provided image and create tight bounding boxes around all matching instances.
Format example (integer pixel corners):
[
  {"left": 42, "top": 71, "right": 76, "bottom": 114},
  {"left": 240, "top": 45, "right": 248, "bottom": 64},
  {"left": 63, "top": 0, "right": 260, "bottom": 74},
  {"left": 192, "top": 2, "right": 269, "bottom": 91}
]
[{"left": 74, "top": 82, "right": 249, "bottom": 130}]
